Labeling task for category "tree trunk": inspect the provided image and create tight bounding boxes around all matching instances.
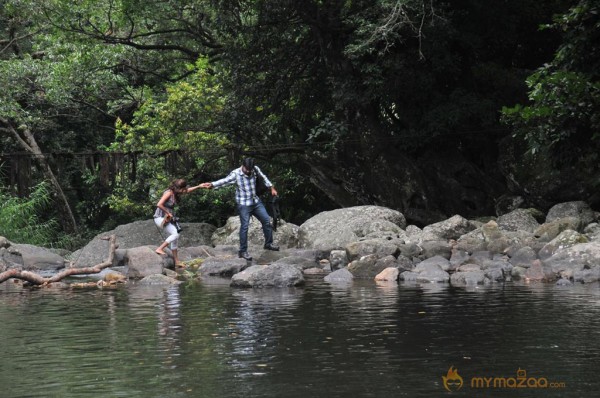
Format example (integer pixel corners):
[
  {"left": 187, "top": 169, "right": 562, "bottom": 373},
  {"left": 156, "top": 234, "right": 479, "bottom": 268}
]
[
  {"left": 0, "top": 118, "right": 78, "bottom": 233},
  {"left": 0, "top": 235, "right": 116, "bottom": 285}
]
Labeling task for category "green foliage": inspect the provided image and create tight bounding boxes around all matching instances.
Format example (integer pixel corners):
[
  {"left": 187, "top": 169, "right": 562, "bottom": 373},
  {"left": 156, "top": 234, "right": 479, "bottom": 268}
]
[
  {"left": 503, "top": 69, "right": 600, "bottom": 157},
  {"left": 109, "top": 57, "right": 227, "bottom": 152},
  {"left": 1, "top": 0, "right": 580, "bottom": 235},
  {"left": 502, "top": 0, "right": 600, "bottom": 164},
  {"left": 0, "top": 182, "right": 60, "bottom": 246},
  {"left": 104, "top": 57, "right": 236, "bottom": 226}
]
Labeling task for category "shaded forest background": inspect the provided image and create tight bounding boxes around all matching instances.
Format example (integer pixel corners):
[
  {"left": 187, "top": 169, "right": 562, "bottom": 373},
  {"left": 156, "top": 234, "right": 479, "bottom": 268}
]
[{"left": 1, "top": 0, "right": 598, "bottom": 249}]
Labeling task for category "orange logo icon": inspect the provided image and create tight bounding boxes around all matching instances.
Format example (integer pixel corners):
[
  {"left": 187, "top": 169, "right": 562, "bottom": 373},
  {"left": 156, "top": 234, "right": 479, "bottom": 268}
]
[{"left": 442, "top": 366, "right": 464, "bottom": 392}]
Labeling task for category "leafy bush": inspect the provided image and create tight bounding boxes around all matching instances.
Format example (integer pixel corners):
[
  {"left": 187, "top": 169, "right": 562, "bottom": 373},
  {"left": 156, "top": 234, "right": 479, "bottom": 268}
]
[{"left": 0, "top": 182, "right": 60, "bottom": 246}]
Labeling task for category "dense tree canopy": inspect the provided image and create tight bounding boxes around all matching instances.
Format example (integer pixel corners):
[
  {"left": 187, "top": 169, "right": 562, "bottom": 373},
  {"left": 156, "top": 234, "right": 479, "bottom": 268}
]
[{"left": 3, "top": 0, "right": 594, "bottom": 247}]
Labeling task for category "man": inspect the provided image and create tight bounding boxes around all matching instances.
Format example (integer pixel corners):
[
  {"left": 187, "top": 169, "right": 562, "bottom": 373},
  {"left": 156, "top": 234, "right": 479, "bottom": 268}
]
[{"left": 201, "top": 158, "right": 279, "bottom": 261}]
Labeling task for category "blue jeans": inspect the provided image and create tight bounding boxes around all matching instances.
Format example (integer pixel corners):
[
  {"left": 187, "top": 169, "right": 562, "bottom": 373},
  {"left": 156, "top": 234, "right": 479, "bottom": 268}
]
[{"left": 238, "top": 201, "right": 273, "bottom": 253}]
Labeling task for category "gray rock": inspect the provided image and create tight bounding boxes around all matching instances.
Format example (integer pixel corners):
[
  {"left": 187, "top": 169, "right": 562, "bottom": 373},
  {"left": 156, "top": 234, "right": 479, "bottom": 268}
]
[
  {"left": 524, "top": 260, "right": 555, "bottom": 281},
  {"left": 484, "top": 267, "right": 505, "bottom": 282},
  {"left": 418, "top": 240, "right": 452, "bottom": 260},
  {"left": 211, "top": 216, "right": 298, "bottom": 249},
  {"left": 198, "top": 256, "right": 247, "bottom": 277},
  {"left": 573, "top": 267, "right": 600, "bottom": 283},
  {"left": 509, "top": 246, "right": 537, "bottom": 268},
  {"left": 546, "top": 201, "right": 596, "bottom": 226},
  {"left": 347, "top": 254, "right": 381, "bottom": 279},
  {"left": 416, "top": 269, "right": 450, "bottom": 283},
  {"left": 404, "top": 225, "right": 423, "bottom": 242},
  {"left": 556, "top": 278, "right": 573, "bottom": 286},
  {"left": 393, "top": 255, "right": 415, "bottom": 272},
  {"left": 230, "top": 263, "right": 304, "bottom": 288},
  {"left": 420, "top": 215, "right": 475, "bottom": 241},
  {"left": 397, "top": 243, "right": 423, "bottom": 260},
  {"left": 449, "top": 249, "right": 470, "bottom": 270},
  {"left": 11, "top": 243, "right": 66, "bottom": 271},
  {"left": 415, "top": 255, "right": 451, "bottom": 272},
  {"left": 511, "top": 266, "right": 528, "bottom": 279},
  {"left": 450, "top": 271, "right": 486, "bottom": 285},
  {"left": 535, "top": 217, "right": 581, "bottom": 241},
  {"left": 0, "top": 246, "right": 24, "bottom": 268},
  {"left": 538, "top": 230, "right": 589, "bottom": 260},
  {"left": 457, "top": 263, "right": 482, "bottom": 272},
  {"left": 345, "top": 239, "right": 400, "bottom": 262},
  {"left": 138, "top": 274, "right": 181, "bottom": 285},
  {"left": 399, "top": 271, "right": 419, "bottom": 282},
  {"left": 329, "top": 250, "right": 348, "bottom": 270},
  {"left": 273, "top": 256, "right": 319, "bottom": 270},
  {"left": 584, "top": 223, "right": 600, "bottom": 241},
  {"left": 298, "top": 206, "right": 406, "bottom": 251},
  {"left": 455, "top": 228, "right": 487, "bottom": 253},
  {"left": 347, "top": 254, "right": 407, "bottom": 278},
  {"left": 72, "top": 220, "right": 215, "bottom": 268},
  {"left": 411, "top": 261, "right": 450, "bottom": 283},
  {"left": 324, "top": 268, "right": 354, "bottom": 284},
  {"left": 126, "top": 246, "right": 164, "bottom": 278},
  {"left": 466, "top": 251, "right": 493, "bottom": 267},
  {"left": 497, "top": 208, "right": 540, "bottom": 233},
  {"left": 303, "top": 267, "right": 329, "bottom": 275}
]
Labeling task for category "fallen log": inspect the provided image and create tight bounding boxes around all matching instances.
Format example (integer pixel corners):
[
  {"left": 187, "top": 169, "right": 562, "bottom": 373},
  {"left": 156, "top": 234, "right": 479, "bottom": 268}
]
[{"left": 0, "top": 235, "right": 117, "bottom": 286}]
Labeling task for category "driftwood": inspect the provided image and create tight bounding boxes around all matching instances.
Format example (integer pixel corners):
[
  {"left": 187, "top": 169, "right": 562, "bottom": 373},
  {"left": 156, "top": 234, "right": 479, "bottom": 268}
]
[{"left": 0, "top": 235, "right": 117, "bottom": 286}]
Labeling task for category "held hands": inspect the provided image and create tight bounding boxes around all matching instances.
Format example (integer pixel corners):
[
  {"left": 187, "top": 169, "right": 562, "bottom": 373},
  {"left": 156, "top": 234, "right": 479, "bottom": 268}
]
[{"left": 199, "top": 182, "right": 213, "bottom": 189}]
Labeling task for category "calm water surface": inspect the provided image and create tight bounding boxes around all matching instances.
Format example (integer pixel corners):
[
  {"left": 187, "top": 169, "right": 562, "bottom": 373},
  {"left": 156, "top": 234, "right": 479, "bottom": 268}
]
[{"left": 1, "top": 277, "right": 599, "bottom": 398}]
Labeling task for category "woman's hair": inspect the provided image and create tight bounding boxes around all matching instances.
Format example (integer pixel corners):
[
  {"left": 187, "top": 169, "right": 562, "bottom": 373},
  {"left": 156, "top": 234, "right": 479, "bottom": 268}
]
[{"left": 168, "top": 178, "right": 188, "bottom": 202}]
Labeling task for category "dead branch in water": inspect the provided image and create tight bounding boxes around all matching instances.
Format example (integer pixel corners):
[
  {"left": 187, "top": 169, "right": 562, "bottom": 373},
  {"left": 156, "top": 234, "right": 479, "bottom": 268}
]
[{"left": 0, "top": 235, "right": 117, "bottom": 286}]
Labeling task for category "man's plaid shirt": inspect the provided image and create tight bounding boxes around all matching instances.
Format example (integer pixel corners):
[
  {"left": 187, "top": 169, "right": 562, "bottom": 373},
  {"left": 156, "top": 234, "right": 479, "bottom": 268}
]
[{"left": 211, "top": 166, "right": 272, "bottom": 206}]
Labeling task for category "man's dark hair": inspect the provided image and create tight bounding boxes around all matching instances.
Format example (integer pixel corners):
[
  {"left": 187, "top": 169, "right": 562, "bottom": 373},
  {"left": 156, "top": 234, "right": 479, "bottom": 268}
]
[{"left": 242, "top": 157, "right": 255, "bottom": 170}]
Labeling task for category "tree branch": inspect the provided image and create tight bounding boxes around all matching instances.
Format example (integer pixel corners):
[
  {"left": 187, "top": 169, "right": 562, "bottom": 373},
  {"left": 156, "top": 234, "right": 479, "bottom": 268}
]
[{"left": 0, "top": 235, "right": 117, "bottom": 285}]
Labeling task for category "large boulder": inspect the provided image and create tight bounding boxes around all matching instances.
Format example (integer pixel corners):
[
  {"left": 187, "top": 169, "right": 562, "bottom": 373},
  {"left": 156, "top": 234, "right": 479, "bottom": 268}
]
[
  {"left": 10, "top": 243, "right": 66, "bottom": 271},
  {"left": 546, "top": 201, "right": 596, "bottom": 227},
  {"left": 72, "top": 220, "right": 215, "bottom": 268},
  {"left": 534, "top": 217, "right": 581, "bottom": 241},
  {"left": 542, "top": 242, "right": 600, "bottom": 277},
  {"left": 538, "top": 230, "right": 589, "bottom": 260},
  {"left": 496, "top": 209, "right": 540, "bottom": 233},
  {"left": 230, "top": 263, "right": 304, "bottom": 288},
  {"left": 211, "top": 216, "right": 299, "bottom": 248},
  {"left": 298, "top": 206, "right": 406, "bottom": 251},
  {"left": 126, "top": 246, "right": 164, "bottom": 278}
]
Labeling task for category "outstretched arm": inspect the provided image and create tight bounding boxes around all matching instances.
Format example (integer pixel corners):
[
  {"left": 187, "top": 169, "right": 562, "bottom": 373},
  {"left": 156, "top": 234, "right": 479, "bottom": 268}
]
[{"left": 184, "top": 184, "right": 205, "bottom": 193}]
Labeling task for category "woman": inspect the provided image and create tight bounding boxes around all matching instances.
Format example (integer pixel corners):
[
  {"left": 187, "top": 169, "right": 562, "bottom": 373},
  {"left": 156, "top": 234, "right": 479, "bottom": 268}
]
[{"left": 154, "top": 178, "right": 202, "bottom": 267}]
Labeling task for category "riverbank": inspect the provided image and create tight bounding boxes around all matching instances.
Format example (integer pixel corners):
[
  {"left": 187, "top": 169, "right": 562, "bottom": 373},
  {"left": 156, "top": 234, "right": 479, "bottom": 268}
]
[{"left": 2, "top": 200, "right": 600, "bottom": 288}]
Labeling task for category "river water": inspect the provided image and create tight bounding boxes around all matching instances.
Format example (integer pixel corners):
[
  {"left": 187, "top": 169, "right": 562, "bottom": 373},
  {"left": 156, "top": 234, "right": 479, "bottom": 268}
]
[{"left": 1, "top": 277, "right": 599, "bottom": 398}]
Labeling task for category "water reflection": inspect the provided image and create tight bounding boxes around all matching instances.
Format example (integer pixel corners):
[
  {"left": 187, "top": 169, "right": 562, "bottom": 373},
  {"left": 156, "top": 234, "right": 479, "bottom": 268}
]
[{"left": 1, "top": 280, "right": 599, "bottom": 397}]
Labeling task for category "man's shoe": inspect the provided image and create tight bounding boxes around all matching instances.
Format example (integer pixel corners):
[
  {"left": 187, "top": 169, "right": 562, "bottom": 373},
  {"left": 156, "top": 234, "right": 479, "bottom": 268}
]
[
  {"left": 263, "top": 243, "right": 280, "bottom": 251},
  {"left": 238, "top": 251, "right": 253, "bottom": 261}
]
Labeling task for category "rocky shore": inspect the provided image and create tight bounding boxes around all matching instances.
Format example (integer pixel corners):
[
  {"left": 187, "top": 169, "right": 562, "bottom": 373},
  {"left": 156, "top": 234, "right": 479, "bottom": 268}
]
[{"left": 2, "top": 201, "right": 600, "bottom": 288}]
